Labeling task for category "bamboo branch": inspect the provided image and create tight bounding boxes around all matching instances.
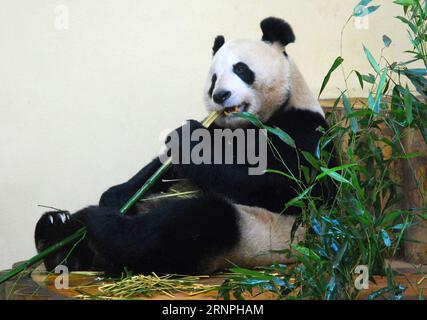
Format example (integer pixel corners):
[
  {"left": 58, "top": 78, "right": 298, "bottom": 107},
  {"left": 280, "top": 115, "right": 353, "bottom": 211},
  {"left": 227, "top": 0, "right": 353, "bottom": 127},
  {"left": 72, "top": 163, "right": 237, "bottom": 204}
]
[{"left": 0, "top": 111, "right": 221, "bottom": 285}]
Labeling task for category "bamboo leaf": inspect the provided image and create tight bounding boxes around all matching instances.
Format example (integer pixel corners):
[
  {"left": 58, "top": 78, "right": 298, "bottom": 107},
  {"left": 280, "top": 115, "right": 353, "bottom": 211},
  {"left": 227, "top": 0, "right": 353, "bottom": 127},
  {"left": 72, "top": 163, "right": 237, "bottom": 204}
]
[
  {"left": 318, "top": 164, "right": 359, "bottom": 174},
  {"left": 333, "top": 242, "right": 349, "bottom": 269},
  {"left": 319, "top": 57, "right": 344, "bottom": 98},
  {"left": 404, "top": 86, "right": 413, "bottom": 124},
  {"left": 354, "top": 5, "right": 381, "bottom": 17},
  {"left": 403, "top": 68, "right": 427, "bottom": 76},
  {"left": 230, "top": 267, "right": 272, "bottom": 280},
  {"left": 366, "top": 5, "right": 381, "bottom": 16},
  {"left": 355, "top": 71, "right": 364, "bottom": 89},
  {"left": 291, "top": 244, "right": 321, "bottom": 261},
  {"left": 373, "top": 68, "right": 388, "bottom": 114},
  {"left": 394, "top": 0, "right": 415, "bottom": 5},
  {"left": 265, "top": 169, "right": 301, "bottom": 183},
  {"left": 380, "top": 210, "right": 406, "bottom": 226},
  {"left": 265, "top": 125, "right": 296, "bottom": 148},
  {"left": 316, "top": 164, "right": 357, "bottom": 185},
  {"left": 233, "top": 111, "right": 263, "bottom": 127},
  {"left": 363, "top": 45, "right": 381, "bottom": 74},
  {"left": 325, "top": 274, "right": 336, "bottom": 300},
  {"left": 368, "top": 287, "right": 393, "bottom": 300},
  {"left": 315, "top": 144, "right": 321, "bottom": 159},
  {"left": 368, "top": 92, "right": 374, "bottom": 111},
  {"left": 342, "top": 93, "right": 359, "bottom": 133},
  {"left": 399, "top": 152, "right": 423, "bottom": 159},
  {"left": 286, "top": 186, "right": 314, "bottom": 208},
  {"left": 301, "top": 150, "right": 320, "bottom": 170},
  {"left": 381, "top": 229, "right": 392, "bottom": 247},
  {"left": 320, "top": 170, "right": 352, "bottom": 185},
  {"left": 392, "top": 224, "right": 406, "bottom": 230},
  {"left": 396, "top": 16, "right": 417, "bottom": 32},
  {"left": 382, "top": 35, "right": 392, "bottom": 47},
  {"left": 406, "top": 74, "right": 427, "bottom": 99},
  {"left": 362, "top": 73, "right": 376, "bottom": 84}
]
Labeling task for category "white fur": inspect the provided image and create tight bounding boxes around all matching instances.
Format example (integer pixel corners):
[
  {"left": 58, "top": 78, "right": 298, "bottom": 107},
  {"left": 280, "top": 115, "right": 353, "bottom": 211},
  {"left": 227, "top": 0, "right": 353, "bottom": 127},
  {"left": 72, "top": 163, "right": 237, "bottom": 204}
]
[
  {"left": 207, "top": 205, "right": 305, "bottom": 271},
  {"left": 287, "top": 57, "right": 324, "bottom": 117}
]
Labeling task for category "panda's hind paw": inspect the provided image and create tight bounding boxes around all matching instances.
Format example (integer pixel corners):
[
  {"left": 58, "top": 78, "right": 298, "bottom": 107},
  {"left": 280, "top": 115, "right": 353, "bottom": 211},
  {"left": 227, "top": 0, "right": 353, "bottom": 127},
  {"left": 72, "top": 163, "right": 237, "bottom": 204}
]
[
  {"left": 34, "top": 211, "right": 89, "bottom": 271},
  {"left": 35, "top": 211, "right": 79, "bottom": 249}
]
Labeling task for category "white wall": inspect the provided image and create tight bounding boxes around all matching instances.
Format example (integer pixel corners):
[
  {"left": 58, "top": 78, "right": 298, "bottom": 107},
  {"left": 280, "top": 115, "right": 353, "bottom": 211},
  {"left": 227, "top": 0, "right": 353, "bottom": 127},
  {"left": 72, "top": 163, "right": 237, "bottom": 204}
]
[{"left": 0, "top": 0, "right": 410, "bottom": 269}]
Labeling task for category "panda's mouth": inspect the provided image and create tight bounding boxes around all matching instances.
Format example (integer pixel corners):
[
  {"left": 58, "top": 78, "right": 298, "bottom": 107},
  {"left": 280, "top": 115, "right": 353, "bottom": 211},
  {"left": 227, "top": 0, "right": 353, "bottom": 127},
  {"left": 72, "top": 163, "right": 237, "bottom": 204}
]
[{"left": 223, "top": 103, "right": 249, "bottom": 116}]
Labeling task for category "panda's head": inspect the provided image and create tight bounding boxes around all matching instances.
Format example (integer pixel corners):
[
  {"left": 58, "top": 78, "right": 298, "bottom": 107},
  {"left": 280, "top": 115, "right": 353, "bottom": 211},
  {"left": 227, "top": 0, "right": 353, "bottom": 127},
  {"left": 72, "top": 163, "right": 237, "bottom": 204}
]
[{"left": 204, "top": 17, "right": 320, "bottom": 128}]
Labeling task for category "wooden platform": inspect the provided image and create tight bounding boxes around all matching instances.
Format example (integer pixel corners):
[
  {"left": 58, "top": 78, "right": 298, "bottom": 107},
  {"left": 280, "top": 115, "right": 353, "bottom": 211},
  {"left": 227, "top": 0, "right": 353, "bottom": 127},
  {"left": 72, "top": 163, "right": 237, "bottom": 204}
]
[{"left": 1, "top": 260, "right": 426, "bottom": 300}]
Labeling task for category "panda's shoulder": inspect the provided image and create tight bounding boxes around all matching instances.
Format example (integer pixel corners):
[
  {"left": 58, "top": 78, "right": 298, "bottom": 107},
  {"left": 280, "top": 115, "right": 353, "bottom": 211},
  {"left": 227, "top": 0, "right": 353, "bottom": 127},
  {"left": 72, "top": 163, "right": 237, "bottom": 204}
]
[
  {"left": 268, "top": 106, "right": 328, "bottom": 128},
  {"left": 269, "top": 106, "right": 329, "bottom": 132},
  {"left": 267, "top": 107, "right": 329, "bottom": 153}
]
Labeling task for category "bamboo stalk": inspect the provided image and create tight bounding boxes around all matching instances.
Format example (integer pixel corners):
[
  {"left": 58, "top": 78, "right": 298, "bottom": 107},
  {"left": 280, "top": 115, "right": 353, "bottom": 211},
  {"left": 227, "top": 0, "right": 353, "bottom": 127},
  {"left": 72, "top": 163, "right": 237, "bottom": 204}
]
[{"left": 0, "top": 111, "right": 221, "bottom": 285}]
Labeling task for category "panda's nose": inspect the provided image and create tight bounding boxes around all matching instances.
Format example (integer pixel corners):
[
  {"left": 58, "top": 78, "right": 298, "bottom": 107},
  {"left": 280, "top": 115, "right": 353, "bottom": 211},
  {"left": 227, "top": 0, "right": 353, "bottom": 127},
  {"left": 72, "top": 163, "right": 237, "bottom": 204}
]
[{"left": 213, "top": 90, "right": 231, "bottom": 105}]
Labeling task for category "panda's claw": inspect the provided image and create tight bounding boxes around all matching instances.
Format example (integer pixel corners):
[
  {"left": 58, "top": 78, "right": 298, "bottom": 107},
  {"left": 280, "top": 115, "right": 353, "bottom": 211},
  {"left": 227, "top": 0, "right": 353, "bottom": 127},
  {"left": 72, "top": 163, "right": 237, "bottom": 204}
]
[{"left": 59, "top": 212, "right": 66, "bottom": 223}]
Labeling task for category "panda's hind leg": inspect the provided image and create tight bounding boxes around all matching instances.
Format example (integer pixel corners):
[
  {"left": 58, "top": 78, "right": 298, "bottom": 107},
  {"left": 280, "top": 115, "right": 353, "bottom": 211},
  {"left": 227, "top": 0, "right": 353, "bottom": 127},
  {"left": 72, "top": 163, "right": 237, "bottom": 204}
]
[
  {"left": 80, "top": 195, "right": 240, "bottom": 275},
  {"left": 34, "top": 210, "right": 98, "bottom": 272}
]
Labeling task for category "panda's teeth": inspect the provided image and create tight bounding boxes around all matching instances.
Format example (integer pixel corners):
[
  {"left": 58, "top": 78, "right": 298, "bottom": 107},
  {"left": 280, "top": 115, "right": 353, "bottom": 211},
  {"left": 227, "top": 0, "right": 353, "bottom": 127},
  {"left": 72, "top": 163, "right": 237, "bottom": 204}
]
[{"left": 223, "top": 104, "right": 248, "bottom": 116}]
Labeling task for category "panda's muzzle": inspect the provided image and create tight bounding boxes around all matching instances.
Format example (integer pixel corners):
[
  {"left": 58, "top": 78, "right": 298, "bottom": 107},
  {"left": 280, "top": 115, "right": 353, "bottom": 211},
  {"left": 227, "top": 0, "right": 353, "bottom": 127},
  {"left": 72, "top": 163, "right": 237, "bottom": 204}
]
[{"left": 223, "top": 103, "right": 249, "bottom": 116}]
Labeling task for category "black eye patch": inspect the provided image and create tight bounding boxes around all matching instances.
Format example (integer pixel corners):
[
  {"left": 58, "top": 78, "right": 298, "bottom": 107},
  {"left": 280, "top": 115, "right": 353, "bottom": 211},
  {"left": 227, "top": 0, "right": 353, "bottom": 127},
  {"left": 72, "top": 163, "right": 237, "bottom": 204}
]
[
  {"left": 233, "top": 62, "right": 255, "bottom": 85},
  {"left": 208, "top": 73, "right": 217, "bottom": 97}
]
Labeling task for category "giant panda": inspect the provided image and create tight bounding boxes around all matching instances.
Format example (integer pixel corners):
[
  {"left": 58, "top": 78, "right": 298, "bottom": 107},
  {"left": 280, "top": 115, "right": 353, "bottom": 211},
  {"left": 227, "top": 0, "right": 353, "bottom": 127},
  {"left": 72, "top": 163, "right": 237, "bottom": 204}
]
[{"left": 34, "top": 17, "right": 336, "bottom": 275}]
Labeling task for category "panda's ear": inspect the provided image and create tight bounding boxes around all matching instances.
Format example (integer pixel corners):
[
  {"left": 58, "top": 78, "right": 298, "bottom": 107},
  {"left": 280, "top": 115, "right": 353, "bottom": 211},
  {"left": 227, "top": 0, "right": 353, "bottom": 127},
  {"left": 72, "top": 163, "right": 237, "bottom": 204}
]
[
  {"left": 260, "top": 17, "right": 295, "bottom": 47},
  {"left": 212, "top": 35, "right": 225, "bottom": 56}
]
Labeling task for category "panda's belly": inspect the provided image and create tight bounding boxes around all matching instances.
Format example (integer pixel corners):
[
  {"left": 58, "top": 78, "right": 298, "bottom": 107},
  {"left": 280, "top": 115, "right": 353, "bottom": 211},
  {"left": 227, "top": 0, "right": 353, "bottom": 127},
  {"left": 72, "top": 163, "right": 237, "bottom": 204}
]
[
  {"left": 208, "top": 204, "right": 305, "bottom": 271},
  {"left": 135, "top": 183, "right": 305, "bottom": 271}
]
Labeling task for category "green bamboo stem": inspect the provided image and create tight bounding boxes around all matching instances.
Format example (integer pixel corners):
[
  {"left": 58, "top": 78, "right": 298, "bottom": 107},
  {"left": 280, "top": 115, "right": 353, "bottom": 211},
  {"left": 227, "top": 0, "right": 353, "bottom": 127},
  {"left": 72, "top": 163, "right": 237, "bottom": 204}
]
[{"left": 0, "top": 111, "right": 220, "bottom": 285}]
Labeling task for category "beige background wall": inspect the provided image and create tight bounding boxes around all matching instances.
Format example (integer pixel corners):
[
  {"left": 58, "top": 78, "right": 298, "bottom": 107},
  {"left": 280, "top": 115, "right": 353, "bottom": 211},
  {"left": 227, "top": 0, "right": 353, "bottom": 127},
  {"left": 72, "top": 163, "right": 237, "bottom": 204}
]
[{"left": 0, "top": 0, "right": 410, "bottom": 269}]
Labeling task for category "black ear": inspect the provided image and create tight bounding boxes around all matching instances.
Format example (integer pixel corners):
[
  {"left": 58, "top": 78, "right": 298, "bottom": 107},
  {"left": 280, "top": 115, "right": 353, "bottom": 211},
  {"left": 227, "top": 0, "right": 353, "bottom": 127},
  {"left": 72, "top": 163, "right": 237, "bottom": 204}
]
[
  {"left": 260, "top": 17, "right": 295, "bottom": 47},
  {"left": 212, "top": 35, "right": 225, "bottom": 56}
]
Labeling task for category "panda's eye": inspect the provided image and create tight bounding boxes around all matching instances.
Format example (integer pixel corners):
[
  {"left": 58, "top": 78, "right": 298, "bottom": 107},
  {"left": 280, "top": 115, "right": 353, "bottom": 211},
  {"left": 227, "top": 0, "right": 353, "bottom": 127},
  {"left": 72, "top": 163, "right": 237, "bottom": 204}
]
[
  {"left": 234, "top": 63, "right": 247, "bottom": 73},
  {"left": 233, "top": 62, "right": 255, "bottom": 85}
]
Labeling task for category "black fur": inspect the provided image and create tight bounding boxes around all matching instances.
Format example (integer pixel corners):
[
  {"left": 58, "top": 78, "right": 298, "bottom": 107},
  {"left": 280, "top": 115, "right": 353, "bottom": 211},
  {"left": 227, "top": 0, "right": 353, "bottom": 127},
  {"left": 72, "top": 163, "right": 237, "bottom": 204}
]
[
  {"left": 36, "top": 195, "right": 239, "bottom": 275},
  {"left": 208, "top": 74, "right": 217, "bottom": 98},
  {"left": 260, "top": 17, "right": 295, "bottom": 47},
  {"left": 212, "top": 35, "right": 225, "bottom": 55},
  {"left": 233, "top": 62, "right": 255, "bottom": 85}
]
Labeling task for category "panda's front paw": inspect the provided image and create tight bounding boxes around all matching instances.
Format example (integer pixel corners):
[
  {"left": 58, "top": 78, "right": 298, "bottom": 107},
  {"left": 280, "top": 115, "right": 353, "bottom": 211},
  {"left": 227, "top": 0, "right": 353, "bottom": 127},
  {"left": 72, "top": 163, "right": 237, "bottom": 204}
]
[
  {"left": 177, "top": 119, "right": 205, "bottom": 134},
  {"left": 167, "top": 120, "right": 210, "bottom": 166},
  {"left": 167, "top": 120, "right": 206, "bottom": 147},
  {"left": 34, "top": 211, "right": 92, "bottom": 271}
]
